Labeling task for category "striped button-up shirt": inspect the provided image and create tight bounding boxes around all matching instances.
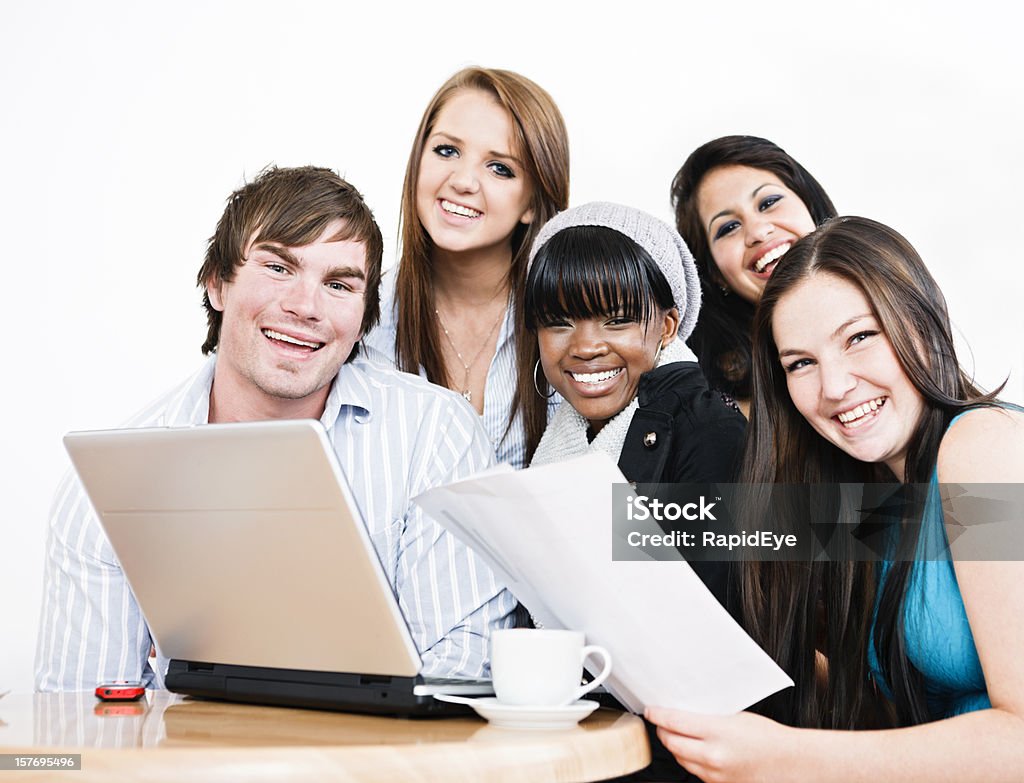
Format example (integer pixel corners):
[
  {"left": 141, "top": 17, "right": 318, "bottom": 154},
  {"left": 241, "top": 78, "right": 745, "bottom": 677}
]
[
  {"left": 362, "top": 272, "right": 561, "bottom": 471},
  {"left": 35, "top": 354, "right": 517, "bottom": 691}
]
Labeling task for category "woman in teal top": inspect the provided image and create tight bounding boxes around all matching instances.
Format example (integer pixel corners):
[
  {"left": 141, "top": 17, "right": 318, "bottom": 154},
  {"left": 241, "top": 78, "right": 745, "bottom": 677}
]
[
  {"left": 647, "top": 217, "right": 1024, "bottom": 781},
  {"left": 867, "top": 411, "right": 991, "bottom": 719}
]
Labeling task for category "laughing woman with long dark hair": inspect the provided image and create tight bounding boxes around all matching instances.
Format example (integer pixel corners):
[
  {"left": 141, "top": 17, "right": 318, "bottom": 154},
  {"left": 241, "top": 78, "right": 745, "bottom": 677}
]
[
  {"left": 647, "top": 216, "right": 1024, "bottom": 782},
  {"left": 671, "top": 136, "right": 837, "bottom": 416}
]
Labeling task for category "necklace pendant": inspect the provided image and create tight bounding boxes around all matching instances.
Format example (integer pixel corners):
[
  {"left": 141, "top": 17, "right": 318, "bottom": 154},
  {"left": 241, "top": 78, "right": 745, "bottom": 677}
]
[{"left": 462, "top": 390, "right": 473, "bottom": 403}]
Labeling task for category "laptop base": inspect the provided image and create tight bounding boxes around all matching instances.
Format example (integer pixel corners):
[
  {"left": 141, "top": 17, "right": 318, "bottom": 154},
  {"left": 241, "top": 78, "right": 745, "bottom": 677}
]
[{"left": 165, "top": 660, "right": 483, "bottom": 717}]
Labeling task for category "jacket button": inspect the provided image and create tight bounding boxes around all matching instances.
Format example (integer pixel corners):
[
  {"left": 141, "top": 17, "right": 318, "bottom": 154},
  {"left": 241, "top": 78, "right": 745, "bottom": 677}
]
[{"left": 643, "top": 432, "right": 657, "bottom": 448}]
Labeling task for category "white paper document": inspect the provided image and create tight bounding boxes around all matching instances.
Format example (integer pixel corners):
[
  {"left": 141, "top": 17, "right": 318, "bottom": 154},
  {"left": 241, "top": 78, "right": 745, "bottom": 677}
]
[{"left": 414, "top": 452, "right": 794, "bottom": 714}]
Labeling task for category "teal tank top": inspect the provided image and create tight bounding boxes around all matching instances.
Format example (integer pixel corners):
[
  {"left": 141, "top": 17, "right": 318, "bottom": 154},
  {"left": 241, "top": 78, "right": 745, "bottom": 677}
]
[{"left": 867, "top": 411, "right": 989, "bottom": 717}]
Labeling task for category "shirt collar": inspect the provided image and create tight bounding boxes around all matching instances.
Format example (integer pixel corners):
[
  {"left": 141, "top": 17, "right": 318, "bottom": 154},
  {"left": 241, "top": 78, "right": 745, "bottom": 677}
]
[
  {"left": 167, "top": 353, "right": 373, "bottom": 428},
  {"left": 320, "top": 358, "right": 374, "bottom": 426},
  {"left": 495, "top": 296, "right": 514, "bottom": 350},
  {"left": 163, "top": 355, "right": 216, "bottom": 427}
]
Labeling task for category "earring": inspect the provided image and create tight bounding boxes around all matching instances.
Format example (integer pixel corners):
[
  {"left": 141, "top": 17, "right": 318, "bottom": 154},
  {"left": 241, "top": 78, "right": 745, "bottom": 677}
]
[
  {"left": 654, "top": 341, "right": 664, "bottom": 366},
  {"left": 533, "top": 359, "right": 555, "bottom": 399},
  {"left": 719, "top": 284, "right": 730, "bottom": 297}
]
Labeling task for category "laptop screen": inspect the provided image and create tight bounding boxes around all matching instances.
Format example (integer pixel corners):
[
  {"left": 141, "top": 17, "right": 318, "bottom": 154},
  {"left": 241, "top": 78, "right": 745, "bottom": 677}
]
[{"left": 64, "top": 419, "right": 422, "bottom": 678}]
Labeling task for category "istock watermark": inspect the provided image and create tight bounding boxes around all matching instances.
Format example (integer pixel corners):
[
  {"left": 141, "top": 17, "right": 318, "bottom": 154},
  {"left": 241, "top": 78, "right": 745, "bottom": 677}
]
[
  {"left": 625, "top": 494, "right": 719, "bottom": 522},
  {"left": 612, "top": 482, "right": 1024, "bottom": 562}
]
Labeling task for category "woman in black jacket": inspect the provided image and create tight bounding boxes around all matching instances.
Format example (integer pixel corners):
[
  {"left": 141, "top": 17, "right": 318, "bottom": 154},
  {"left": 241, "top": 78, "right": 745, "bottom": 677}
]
[
  {"left": 524, "top": 203, "right": 745, "bottom": 594},
  {"left": 524, "top": 202, "right": 745, "bottom": 782},
  {"left": 525, "top": 202, "right": 744, "bottom": 485}
]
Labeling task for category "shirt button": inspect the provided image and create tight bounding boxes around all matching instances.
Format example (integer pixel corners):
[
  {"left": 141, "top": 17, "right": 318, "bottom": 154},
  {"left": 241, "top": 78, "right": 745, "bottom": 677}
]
[{"left": 643, "top": 432, "right": 657, "bottom": 448}]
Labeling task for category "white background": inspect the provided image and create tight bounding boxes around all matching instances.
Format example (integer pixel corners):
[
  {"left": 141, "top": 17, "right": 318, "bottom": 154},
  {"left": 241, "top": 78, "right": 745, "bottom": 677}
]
[{"left": 2, "top": 0, "right": 1021, "bottom": 694}]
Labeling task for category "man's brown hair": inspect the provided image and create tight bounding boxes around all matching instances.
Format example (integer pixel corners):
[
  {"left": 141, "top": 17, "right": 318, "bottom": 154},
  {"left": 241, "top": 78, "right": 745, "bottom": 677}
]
[{"left": 197, "top": 165, "right": 384, "bottom": 356}]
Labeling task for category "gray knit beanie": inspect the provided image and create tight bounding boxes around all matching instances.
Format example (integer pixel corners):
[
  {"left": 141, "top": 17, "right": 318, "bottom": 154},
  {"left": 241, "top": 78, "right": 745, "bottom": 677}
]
[{"left": 527, "top": 202, "right": 702, "bottom": 343}]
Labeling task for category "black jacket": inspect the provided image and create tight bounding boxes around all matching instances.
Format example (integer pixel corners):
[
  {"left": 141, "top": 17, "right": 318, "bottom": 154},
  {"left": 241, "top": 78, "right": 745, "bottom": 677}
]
[
  {"left": 609, "top": 361, "right": 746, "bottom": 783},
  {"left": 616, "top": 361, "right": 745, "bottom": 610},
  {"left": 618, "top": 361, "right": 745, "bottom": 485}
]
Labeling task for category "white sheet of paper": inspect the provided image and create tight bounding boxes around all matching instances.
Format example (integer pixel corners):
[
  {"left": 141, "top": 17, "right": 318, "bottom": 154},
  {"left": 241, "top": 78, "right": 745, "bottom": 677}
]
[{"left": 414, "top": 451, "right": 794, "bottom": 714}]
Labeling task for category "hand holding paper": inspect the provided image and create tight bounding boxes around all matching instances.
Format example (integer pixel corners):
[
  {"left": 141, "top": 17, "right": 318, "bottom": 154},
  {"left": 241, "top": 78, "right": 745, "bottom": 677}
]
[{"left": 414, "top": 452, "right": 793, "bottom": 714}]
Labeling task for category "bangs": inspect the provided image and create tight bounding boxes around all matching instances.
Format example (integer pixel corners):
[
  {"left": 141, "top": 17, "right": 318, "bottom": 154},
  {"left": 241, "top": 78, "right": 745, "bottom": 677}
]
[
  {"left": 242, "top": 171, "right": 381, "bottom": 255},
  {"left": 525, "top": 226, "right": 674, "bottom": 329},
  {"left": 249, "top": 205, "right": 364, "bottom": 250}
]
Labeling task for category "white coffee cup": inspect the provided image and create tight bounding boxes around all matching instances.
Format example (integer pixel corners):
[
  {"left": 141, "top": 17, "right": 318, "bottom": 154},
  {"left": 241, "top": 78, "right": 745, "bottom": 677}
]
[{"left": 490, "top": 629, "right": 613, "bottom": 707}]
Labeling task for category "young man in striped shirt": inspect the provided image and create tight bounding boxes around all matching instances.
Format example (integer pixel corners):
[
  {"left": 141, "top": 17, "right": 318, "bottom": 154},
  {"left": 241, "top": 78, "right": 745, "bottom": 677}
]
[{"left": 36, "top": 166, "right": 517, "bottom": 690}]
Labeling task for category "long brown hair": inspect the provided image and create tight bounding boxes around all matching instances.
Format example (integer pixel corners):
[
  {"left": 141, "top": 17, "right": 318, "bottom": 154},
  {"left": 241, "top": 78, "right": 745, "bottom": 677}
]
[
  {"left": 671, "top": 136, "right": 837, "bottom": 398},
  {"left": 395, "top": 67, "right": 570, "bottom": 461},
  {"left": 741, "top": 216, "right": 999, "bottom": 728}
]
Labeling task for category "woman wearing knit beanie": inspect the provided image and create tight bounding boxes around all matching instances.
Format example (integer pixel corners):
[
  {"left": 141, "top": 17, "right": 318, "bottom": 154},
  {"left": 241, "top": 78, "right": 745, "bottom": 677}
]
[
  {"left": 525, "top": 202, "right": 745, "bottom": 589},
  {"left": 525, "top": 202, "right": 745, "bottom": 782}
]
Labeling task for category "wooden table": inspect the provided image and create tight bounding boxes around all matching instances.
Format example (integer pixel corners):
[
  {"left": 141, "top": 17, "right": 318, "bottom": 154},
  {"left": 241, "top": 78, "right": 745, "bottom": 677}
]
[{"left": 0, "top": 692, "right": 650, "bottom": 782}]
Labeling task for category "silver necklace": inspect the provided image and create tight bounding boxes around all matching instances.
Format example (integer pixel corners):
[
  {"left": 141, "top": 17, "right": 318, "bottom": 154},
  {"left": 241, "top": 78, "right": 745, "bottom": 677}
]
[{"left": 435, "top": 299, "right": 507, "bottom": 403}]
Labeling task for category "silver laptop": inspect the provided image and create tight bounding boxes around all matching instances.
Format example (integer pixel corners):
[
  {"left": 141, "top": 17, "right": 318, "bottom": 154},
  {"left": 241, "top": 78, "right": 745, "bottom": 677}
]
[{"left": 63, "top": 419, "right": 491, "bottom": 715}]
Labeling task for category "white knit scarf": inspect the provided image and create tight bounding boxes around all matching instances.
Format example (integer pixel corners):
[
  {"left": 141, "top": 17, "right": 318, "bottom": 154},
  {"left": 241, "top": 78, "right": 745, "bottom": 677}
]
[{"left": 530, "top": 338, "right": 694, "bottom": 467}]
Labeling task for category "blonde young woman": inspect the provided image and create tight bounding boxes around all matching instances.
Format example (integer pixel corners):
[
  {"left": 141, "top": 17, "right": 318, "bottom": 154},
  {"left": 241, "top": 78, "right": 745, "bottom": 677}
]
[{"left": 362, "top": 67, "right": 569, "bottom": 468}]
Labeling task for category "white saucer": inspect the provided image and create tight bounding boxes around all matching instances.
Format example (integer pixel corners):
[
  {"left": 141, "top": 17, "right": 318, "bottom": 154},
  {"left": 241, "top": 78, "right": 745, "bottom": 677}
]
[{"left": 433, "top": 694, "right": 599, "bottom": 729}]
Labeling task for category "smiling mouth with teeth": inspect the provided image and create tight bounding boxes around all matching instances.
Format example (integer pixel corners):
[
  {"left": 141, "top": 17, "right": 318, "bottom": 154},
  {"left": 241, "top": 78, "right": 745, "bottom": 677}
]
[
  {"left": 753, "top": 242, "right": 792, "bottom": 274},
  {"left": 440, "top": 199, "right": 482, "bottom": 219},
  {"left": 836, "top": 396, "right": 886, "bottom": 428},
  {"left": 569, "top": 368, "right": 623, "bottom": 384},
  {"left": 263, "top": 329, "right": 324, "bottom": 351}
]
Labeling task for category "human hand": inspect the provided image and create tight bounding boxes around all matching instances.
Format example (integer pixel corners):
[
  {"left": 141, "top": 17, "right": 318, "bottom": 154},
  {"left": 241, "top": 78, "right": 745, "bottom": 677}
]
[{"left": 645, "top": 707, "right": 797, "bottom": 783}]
